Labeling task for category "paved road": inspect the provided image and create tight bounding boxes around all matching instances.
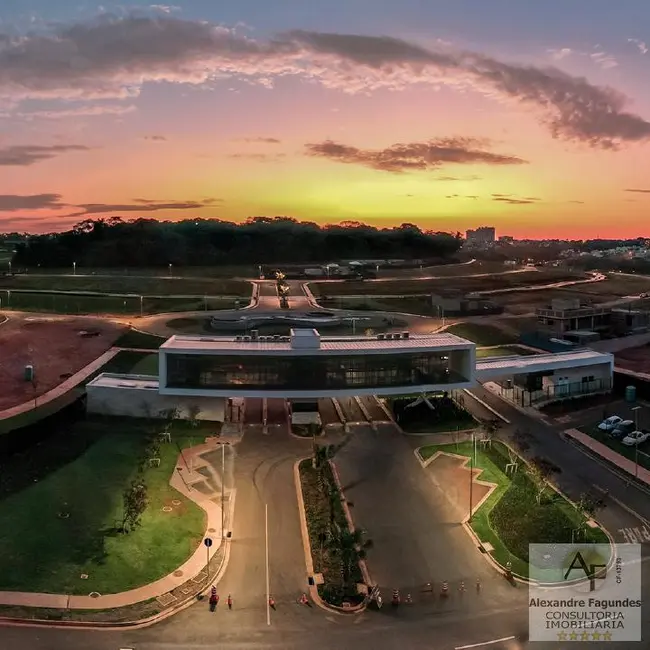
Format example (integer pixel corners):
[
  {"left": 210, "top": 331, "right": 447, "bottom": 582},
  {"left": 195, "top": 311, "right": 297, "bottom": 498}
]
[
  {"left": 256, "top": 281, "right": 281, "bottom": 311},
  {"left": 244, "top": 398, "right": 263, "bottom": 425},
  {"left": 336, "top": 396, "right": 367, "bottom": 422},
  {"left": 318, "top": 398, "right": 342, "bottom": 425},
  {"left": 358, "top": 395, "right": 389, "bottom": 420},
  {"left": 334, "top": 424, "right": 517, "bottom": 603}
]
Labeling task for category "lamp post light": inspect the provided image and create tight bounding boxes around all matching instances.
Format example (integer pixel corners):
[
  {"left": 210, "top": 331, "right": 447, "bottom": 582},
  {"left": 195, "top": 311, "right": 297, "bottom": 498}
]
[
  {"left": 168, "top": 263, "right": 172, "bottom": 277},
  {"left": 73, "top": 261, "right": 76, "bottom": 275}
]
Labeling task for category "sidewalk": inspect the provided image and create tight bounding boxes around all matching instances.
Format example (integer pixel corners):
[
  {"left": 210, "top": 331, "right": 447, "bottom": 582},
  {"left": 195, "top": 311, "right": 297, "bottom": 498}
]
[
  {"left": 0, "top": 439, "right": 227, "bottom": 610},
  {"left": 564, "top": 428, "right": 650, "bottom": 486},
  {"left": 0, "top": 348, "right": 120, "bottom": 422}
]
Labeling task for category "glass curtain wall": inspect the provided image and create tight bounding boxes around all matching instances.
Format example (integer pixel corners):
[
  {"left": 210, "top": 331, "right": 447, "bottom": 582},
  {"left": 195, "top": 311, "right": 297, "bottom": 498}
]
[{"left": 166, "top": 352, "right": 466, "bottom": 391}]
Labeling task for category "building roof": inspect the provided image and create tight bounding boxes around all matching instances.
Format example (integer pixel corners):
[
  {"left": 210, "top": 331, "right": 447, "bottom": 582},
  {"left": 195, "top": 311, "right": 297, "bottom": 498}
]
[
  {"left": 475, "top": 349, "right": 613, "bottom": 379},
  {"left": 87, "top": 373, "right": 159, "bottom": 390},
  {"left": 160, "top": 332, "right": 473, "bottom": 354}
]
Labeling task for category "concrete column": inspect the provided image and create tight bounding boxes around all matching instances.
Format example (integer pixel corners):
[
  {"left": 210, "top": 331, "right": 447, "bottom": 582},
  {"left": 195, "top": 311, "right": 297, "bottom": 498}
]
[{"left": 158, "top": 351, "right": 167, "bottom": 390}]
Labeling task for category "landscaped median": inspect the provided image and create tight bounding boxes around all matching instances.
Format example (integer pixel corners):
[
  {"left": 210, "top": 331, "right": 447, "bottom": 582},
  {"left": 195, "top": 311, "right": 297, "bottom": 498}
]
[
  {"left": 297, "top": 446, "right": 370, "bottom": 609},
  {"left": 418, "top": 440, "right": 610, "bottom": 582}
]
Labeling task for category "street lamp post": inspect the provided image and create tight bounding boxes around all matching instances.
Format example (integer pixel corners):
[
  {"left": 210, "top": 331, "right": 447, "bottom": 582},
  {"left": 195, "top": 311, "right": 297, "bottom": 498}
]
[
  {"left": 221, "top": 443, "right": 226, "bottom": 540},
  {"left": 168, "top": 263, "right": 172, "bottom": 277},
  {"left": 73, "top": 261, "right": 76, "bottom": 275}
]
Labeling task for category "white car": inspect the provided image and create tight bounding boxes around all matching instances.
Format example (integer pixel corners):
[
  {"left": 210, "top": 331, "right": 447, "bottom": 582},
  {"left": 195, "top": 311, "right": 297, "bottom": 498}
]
[
  {"left": 598, "top": 416, "right": 622, "bottom": 432},
  {"left": 622, "top": 431, "right": 650, "bottom": 446}
]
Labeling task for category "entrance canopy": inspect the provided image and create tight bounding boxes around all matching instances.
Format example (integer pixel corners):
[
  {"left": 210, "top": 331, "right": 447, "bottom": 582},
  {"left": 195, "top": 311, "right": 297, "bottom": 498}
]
[{"left": 475, "top": 349, "right": 614, "bottom": 381}]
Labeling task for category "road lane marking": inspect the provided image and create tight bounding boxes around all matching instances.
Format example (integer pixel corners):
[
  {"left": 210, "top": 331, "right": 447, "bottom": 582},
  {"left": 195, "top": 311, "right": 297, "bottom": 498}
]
[
  {"left": 265, "top": 503, "right": 270, "bottom": 626},
  {"left": 618, "top": 526, "right": 650, "bottom": 543},
  {"left": 455, "top": 637, "right": 515, "bottom": 649}
]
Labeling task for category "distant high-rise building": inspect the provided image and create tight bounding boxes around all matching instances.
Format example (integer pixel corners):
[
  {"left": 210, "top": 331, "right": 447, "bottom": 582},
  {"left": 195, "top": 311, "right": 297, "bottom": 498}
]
[{"left": 465, "top": 226, "right": 496, "bottom": 245}]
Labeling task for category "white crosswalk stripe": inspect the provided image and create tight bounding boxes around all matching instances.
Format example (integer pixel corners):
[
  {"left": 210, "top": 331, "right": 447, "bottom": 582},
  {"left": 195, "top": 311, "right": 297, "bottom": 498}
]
[{"left": 618, "top": 526, "right": 650, "bottom": 543}]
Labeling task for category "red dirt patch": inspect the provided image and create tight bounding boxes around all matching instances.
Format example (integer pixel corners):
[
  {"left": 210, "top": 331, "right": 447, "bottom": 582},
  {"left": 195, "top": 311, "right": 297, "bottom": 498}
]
[
  {"left": 426, "top": 452, "right": 494, "bottom": 518},
  {"left": 0, "top": 315, "right": 123, "bottom": 410},
  {"left": 615, "top": 345, "right": 650, "bottom": 375}
]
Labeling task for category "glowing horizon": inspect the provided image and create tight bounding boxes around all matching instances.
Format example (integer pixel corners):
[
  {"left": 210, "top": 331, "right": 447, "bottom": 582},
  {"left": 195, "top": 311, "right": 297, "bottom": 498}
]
[{"left": 1, "top": 2, "right": 649, "bottom": 239}]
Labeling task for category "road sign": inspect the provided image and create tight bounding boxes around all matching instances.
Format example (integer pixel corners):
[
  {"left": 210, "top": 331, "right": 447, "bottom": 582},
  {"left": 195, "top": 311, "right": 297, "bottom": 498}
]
[{"left": 204, "top": 537, "right": 213, "bottom": 548}]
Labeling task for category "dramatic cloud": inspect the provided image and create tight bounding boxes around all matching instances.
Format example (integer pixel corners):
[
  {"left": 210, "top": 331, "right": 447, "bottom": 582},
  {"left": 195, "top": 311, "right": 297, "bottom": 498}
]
[
  {"left": 143, "top": 134, "right": 167, "bottom": 141},
  {"left": 304, "top": 137, "right": 526, "bottom": 172},
  {"left": 235, "top": 137, "right": 281, "bottom": 144},
  {"left": 492, "top": 194, "right": 540, "bottom": 205},
  {"left": 625, "top": 188, "right": 650, "bottom": 193},
  {"left": 63, "top": 197, "right": 222, "bottom": 218},
  {"left": 628, "top": 39, "right": 649, "bottom": 55},
  {"left": 14, "top": 104, "right": 136, "bottom": 120},
  {"left": 0, "top": 16, "right": 648, "bottom": 148},
  {"left": 0, "top": 144, "right": 91, "bottom": 166},
  {"left": 590, "top": 51, "right": 618, "bottom": 70},
  {"left": 0, "top": 193, "right": 66, "bottom": 211}
]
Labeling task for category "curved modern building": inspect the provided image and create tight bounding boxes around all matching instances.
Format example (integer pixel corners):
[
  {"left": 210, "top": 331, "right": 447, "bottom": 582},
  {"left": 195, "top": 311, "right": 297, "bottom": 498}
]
[{"left": 87, "top": 327, "right": 614, "bottom": 421}]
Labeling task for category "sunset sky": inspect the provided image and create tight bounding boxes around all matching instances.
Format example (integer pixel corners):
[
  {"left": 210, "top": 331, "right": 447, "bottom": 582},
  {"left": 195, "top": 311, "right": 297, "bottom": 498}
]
[{"left": 1, "top": 1, "right": 649, "bottom": 238}]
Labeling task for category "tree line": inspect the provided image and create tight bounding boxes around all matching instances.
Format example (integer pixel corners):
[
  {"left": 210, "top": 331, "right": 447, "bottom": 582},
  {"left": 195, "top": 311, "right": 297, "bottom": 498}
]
[{"left": 10, "top": 217, "right": 463, "bottom": 269}]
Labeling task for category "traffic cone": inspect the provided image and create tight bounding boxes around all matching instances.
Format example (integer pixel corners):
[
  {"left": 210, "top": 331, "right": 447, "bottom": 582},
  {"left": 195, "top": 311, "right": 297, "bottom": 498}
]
[
  {"left": 300, "top": 593, "right": 308, "bottom": 605},
  {"left": 440, "top": 581, "right": 449, "bottom": 597},
  {"left": 269, "top": 595, "right": 276, "bottom": 610},
  {"left": 405, "top": 593, "right": 413, "bottom": 604},
  {"left": 459, "top": 581, "right": 466, "bottom": 594},
  {"left": 391, "top": 589, "right": 400, "bottom": 607}
]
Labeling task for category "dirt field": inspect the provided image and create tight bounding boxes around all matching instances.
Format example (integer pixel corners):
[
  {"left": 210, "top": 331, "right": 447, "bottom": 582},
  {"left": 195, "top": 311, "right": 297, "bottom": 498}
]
[
  {"left": 0, "top": 316, "right": 123, "bottom": 410},
  {"left": 615, "top": 345, "right": 650, "bottom": 374},
  {"left": 310, "top": 269, "right": 581, "bottom": 297}
]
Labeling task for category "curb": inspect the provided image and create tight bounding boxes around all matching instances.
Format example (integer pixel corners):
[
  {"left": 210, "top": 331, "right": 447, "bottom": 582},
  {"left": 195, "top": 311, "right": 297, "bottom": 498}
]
[{"left": 293, "top": 458, "right": 367, "bottom": 615}]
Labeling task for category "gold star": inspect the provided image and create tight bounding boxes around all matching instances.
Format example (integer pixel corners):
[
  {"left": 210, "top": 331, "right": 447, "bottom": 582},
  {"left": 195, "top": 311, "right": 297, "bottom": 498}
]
[
  {"left": 592, "top": 632, "right": 601, "bottom": 641},
  {"left": 580, "top": 631, "right": 590, "bottom": 641},
  {"left": 603, "top": 632, "right": 613, "bottom": 641},
  {"left": 569, "top": 632, "right": 578, "bottom": 641},
  {"left": 557, "top": 631, "right": 567, "bottom": 641}
]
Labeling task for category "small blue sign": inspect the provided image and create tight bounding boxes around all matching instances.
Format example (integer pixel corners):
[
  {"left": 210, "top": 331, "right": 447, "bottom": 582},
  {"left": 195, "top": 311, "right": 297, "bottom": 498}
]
[{"left": 204, "top": 537, "right": 213, "bottom": 548}]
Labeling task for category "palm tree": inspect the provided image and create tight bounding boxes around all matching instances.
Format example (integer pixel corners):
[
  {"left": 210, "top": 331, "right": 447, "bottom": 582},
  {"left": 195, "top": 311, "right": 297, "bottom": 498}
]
[{"left": 328, "top": 528, "right": 373, "bottom": 585}]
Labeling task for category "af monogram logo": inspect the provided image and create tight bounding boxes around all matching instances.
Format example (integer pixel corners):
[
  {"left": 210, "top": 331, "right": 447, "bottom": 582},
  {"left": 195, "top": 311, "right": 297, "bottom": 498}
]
[{"left": 563, "top": 550, "right": 607, "bottom": 592}]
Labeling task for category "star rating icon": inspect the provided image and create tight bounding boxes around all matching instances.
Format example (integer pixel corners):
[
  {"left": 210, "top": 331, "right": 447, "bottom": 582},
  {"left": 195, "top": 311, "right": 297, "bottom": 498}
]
[
  {"left": 603, "top": 632, "right": 613, "bottom": 641},
  {"left": 557, "top": 632, "right": 567, "bottom": 641},
  {"left": 569, "top": 632, "right": 579, "bottom": 641},
  {"left": 580, "top": 631, "right": 591, "bottom": 641},
  {"left": 592, "top": 631, "right": 601, "bottom": 641}
]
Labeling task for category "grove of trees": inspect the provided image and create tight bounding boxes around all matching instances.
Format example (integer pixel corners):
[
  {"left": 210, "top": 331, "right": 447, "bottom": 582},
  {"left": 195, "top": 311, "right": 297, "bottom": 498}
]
[{"left": 10, "top": 217, "right": 463, "bottom": 269}]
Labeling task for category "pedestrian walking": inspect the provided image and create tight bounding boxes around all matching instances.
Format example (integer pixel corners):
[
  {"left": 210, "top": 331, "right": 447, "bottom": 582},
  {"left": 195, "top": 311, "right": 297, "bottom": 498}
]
[
  {"left": 209, "top": 586, "right": 219, "bottom": 612},
  {"left": 269, "top": 595, "right": 276, "bottom": 610},
  {"left": 227, "top": 594, "right": 233, "bottom": 610}
]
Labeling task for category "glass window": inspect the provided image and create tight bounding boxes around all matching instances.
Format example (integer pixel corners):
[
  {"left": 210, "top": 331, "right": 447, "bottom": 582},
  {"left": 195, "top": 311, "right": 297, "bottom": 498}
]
[{"left": 166, "top": 351, "right": 467, "bottom": 391}]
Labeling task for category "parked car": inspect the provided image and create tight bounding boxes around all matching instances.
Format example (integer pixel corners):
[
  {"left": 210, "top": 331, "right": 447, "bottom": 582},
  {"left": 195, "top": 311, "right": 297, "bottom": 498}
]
[
  {"left": 622, "top": 431, "right": 650, "bottom": 446},
  {"left": 610, "top": 420, "right": 635, "bottom": 439},
  {"left": 598, "top": 416, "right": 623, "bottom": 432}
]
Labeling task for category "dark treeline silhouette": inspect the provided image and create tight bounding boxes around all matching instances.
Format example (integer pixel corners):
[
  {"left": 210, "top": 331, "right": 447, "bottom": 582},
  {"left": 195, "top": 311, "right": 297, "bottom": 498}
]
[{"left": 11, "top": 217, "right": 463, "bottom": 268}]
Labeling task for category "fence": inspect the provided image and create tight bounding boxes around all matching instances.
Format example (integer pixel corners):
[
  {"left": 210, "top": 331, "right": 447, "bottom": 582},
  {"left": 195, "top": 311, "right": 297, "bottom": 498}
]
[{"left": 496, "top": 377, "right": 612, "bottom": 407}]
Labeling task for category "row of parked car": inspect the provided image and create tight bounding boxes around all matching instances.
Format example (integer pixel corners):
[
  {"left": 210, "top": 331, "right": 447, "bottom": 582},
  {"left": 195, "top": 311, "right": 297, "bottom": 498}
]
[{"left": 598, "top": 416, "right": 648, "bottom": 446}]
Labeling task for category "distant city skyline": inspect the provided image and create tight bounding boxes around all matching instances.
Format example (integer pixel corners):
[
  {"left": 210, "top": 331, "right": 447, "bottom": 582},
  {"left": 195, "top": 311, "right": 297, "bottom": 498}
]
[{"left": 1, "top": 1, "right": 650, "bottom": 238}]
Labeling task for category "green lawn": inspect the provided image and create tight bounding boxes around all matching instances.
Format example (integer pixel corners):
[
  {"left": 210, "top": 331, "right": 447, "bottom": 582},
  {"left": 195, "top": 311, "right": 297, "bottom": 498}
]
[
  {"left": 476, "top": 345, "right": 537, "bottom": 358},
  {"left": 579, "top": 424, "right": 650, "bottom": 472},
  {"left": 419, "top": 441, "right": 609, "bottom": 580},
  {"left": 446, "top": 323, "right": 517, "bottom": 346},
  {"left": 88, "top": 351, "right": 159, "bottom": 380},
  {"left": 0, "top": 291, "right": 245, "bottom": 315},
  {"left": 114, "top": 329, "right": 166, "bottom": 350},
  {"left": 0, "top": 275, "right": 249, "bottom": 295},
  {"left": 0, "top": 417, "right": 206, "bottom": 594}
]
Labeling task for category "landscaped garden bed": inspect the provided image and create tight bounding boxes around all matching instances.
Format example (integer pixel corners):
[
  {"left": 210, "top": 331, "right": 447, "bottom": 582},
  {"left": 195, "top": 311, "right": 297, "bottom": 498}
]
[
  {"left": 419, "top": 440, "right": 609, "bottom": 580},
  {"left": 390, "top": 393, "right": 477, "bottom": 433},
  {"left": 299, "top": 450, "right": 368, "bottom": 607},
  {"left": 0, "top": 414, "right": 205, "bottom": 594}
]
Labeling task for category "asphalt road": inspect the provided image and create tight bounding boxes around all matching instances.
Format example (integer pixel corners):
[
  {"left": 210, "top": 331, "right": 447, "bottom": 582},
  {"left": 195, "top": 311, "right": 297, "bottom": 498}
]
[
  {"left": 358, "top": 395, "right": 389, "bottom": 420},
  {"left": 318, "top": 398, "right": 342, "bottom": 425},
  {"left": 243, "top": 398, "right": 263, "bottom": 424},
  {"left": 336, "top": 396, "right": 367, "bottom": 422}
]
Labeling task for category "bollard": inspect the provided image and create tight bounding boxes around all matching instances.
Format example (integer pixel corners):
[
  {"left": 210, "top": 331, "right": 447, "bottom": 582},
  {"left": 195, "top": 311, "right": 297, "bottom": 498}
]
[{"left": 505, "top": 562, "right": 513, "bottom": 581}]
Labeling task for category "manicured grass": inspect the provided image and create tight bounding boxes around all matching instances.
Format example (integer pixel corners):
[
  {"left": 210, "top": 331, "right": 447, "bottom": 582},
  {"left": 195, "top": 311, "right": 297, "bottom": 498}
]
[
  {"left": 0, "top": 291, "right": 244, "bottom": 315},
  {"left": 446, "top": 322, "right": 517, "bottom": 346},
  {"left": 580, "top": 424, "right": 650, "bottom": 472},
  {"left": 476, "top": 345, "right": 537, "bottom": 358},
  {"left": 114, "top": 329, "right": 166, "bottom": 350},
  {"left": 0, "top": 275, "right": 249, "bottom": 296},
  {"left": 91, "top": 351, "right": 159, "bottom": 378},
  {"left": 310, "top": 269, "right": 580, "bottom": 297},
  {"left": 0, "top": 417, "right": 206, "bottom": 594},
  {"left": 299, "top": 459, "right": 364, "bottom": 606},
  {"left": 419, "top": 440, "right": 609, "bottom": 580}
]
